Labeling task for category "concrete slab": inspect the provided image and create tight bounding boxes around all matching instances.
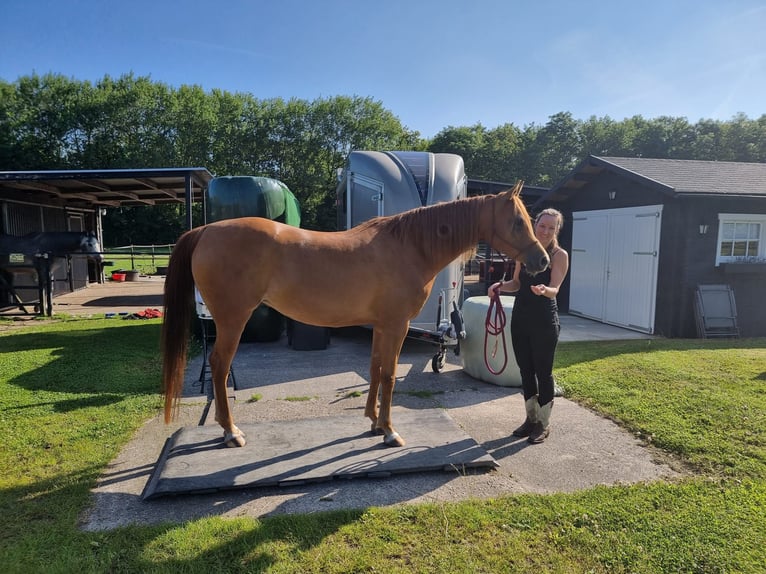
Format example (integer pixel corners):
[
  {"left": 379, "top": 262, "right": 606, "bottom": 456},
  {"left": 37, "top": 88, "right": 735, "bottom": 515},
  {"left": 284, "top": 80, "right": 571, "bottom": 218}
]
[
  {"left": 142, "top": 409, "right": 497, "bottom": 500},
  {"left": 559, "top": 313, "right": 654, "bottom": 342},
  {"left": 80, "top": 327, "right": 681, "bottom": 531},
  {"left": 53, "top": 275, "right": 165, "bottom": 316}
]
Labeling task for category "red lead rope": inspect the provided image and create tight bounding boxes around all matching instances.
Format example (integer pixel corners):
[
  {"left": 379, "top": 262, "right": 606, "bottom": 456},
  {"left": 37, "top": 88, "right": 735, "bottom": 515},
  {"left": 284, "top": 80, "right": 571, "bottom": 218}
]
[{"left": 484, "top": 288, "right": 508, "bottom": 375}]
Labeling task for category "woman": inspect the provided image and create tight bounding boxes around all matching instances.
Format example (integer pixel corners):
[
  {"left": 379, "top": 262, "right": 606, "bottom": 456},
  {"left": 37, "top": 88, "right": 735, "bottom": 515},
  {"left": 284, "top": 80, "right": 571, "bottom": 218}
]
[{"left": 488, "top": 208, "right": 569, "bottom": 444}]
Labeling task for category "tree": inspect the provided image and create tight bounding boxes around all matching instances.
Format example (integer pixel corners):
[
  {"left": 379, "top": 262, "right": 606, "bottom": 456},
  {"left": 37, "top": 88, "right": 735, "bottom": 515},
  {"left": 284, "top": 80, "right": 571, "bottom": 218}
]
[
  {"left": 530, "top": 112, "right": 582, "bottom": 185},
  {"left": 2, "top": 73, "right": 764, "bottom": 241},
  {"left": 580, "top": 115, "right": 636, "bottom": 158},
  {"left": 429, "top": 124, "right": 486, "bottom": 177},
  {"left": 721, "top": 113, "right": 766, "bottom": 163}
]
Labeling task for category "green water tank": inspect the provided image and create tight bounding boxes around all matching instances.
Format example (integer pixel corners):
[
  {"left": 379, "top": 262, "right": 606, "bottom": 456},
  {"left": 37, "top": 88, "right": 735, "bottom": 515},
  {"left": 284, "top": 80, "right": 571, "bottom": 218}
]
[{"left": 205, "top": 176, "right": 302, "bottom": 342}]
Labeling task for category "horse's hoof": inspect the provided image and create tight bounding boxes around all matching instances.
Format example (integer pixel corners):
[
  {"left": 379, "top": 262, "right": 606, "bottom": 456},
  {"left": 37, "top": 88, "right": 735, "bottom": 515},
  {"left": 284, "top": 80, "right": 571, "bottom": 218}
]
[
  {"left": 223, "top": 431, "right": 246, "bottom": 448},
  {"left": 383, "top": 431, "right": 405, "bottom": 447},
  {"left": 370, "top": 423, "right": 384, "bottom": 435},
  {"left": 231, "top": 425, "right": 246, "bottom": 439}
]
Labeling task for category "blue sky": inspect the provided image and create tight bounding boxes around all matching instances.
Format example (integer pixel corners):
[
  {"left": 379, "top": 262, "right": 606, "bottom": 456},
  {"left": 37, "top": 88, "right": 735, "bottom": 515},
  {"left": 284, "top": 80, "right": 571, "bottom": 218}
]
[{"left": 2, "top": 0, "right": 765, "bottom": 138}]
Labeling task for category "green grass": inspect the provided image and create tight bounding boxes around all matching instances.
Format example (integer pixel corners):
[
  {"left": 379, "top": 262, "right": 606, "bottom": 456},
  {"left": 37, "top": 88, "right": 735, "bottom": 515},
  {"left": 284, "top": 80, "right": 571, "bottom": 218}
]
[
  {"left": 1, "top": 320, "right": 765, "bottom": 573},
  {"left": 555, "top": 338, "right": 766, "bottom": 478},
  {"left": 104, "top": 252, "right": 170, "bottom": 275}
]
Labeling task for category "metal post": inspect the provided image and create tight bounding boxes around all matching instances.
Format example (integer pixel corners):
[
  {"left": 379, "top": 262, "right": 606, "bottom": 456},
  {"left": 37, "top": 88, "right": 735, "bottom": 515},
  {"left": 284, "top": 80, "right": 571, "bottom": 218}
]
[{"left": 185, "top": 174, "right": 194, "bottom": 230}]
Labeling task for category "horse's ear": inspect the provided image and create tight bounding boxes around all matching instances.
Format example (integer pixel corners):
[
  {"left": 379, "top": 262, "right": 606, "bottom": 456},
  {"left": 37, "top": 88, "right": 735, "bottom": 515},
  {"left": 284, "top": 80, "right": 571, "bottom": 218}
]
[{"left": 503, "top": 180, "right": 524, "bottom": 200}]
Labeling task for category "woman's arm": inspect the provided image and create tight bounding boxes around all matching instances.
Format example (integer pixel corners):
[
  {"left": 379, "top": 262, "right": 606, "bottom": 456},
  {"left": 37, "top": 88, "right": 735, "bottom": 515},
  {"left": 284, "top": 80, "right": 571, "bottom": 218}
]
[
  {"left": 531, "top": 249, "right": 569, "bottom": 298},
  {"left": 488, "top": 261, "right": 521, "bottom": 296}
]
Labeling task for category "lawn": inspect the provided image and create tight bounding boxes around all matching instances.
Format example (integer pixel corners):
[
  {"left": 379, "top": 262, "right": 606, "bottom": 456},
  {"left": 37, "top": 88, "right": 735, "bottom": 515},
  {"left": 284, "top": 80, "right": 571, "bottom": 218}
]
[
  {"left": 0, "top": 318, "right": 764, "bottom": 573},
  {"left": 104, "top": 247, "right": 171, "bottom": 276}
]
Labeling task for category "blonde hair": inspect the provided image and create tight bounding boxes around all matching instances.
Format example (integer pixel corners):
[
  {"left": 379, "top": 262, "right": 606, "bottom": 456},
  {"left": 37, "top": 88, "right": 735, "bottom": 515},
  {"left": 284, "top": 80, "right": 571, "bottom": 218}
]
[{"left": 535, "top": 208, "right": 564, "bottom": 254}]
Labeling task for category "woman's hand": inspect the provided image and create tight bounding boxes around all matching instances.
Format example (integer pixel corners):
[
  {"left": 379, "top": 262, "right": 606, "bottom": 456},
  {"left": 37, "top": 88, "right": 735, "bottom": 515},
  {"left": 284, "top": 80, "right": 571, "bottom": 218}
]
[
  {"left": 488, "top": 281, "right": 503, "bottom": 297},
  {"left": 531, "top": 284, "right": 547, "bottom": 297}
]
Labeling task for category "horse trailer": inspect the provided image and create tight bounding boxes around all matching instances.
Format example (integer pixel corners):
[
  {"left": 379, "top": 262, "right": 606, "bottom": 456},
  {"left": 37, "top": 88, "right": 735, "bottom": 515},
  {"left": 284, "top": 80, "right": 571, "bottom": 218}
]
[{"left": 336, "top": 151, "right": 468, "bottom": 370}]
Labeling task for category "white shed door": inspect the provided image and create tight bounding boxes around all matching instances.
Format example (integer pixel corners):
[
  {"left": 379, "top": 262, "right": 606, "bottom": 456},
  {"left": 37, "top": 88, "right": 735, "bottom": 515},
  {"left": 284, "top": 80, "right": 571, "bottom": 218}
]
[
  {"left": 569, "top": 214, "right": 608, "bottom": 320},
  {"left": 570, "top": 206, "right": 662, "bottom": 333}
]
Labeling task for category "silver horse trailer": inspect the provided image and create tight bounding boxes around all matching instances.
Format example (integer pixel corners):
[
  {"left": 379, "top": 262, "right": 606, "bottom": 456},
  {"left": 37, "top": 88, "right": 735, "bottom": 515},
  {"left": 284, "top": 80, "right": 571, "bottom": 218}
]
[{"left": 336, "top": 150, "right": 468, "bottom": 371}]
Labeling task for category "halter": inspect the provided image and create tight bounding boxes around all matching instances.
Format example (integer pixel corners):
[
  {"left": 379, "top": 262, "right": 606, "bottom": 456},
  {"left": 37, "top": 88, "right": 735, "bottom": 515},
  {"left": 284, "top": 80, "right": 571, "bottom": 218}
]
[
  {"left": 488, "top": 194, "right": 542, "bottom": 267},
  {"left": 510, "top": 237, "right": 543, "bottom": 265},
  {"left": 482, "top": 196, "right": 541, "bottom": 376}
]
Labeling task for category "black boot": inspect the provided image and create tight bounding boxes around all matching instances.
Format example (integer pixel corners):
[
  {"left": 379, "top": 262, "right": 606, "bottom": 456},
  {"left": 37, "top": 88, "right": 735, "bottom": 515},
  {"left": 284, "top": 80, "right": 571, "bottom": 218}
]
[
  {"left": 512, "top": 397, "right": 538, "bottom": 437},
  {"left": 527, "top": 401, "right": 553, "bottom": 444}
]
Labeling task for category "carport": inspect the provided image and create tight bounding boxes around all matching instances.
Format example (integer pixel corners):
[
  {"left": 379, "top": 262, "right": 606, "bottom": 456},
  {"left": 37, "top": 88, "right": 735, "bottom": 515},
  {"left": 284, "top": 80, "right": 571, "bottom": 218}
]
[
  {"left": 0, "top": 167, "right": 213, "bottom": 314},
  {"left": 0, "top": 167, "right": 213, "bottom": 231}
]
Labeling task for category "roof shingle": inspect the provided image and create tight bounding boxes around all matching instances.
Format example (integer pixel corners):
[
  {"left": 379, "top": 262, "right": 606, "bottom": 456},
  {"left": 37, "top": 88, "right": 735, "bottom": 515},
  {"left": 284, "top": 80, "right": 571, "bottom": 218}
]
[{"left": 594, "top": 156, "right": 766, "bottom": 196}]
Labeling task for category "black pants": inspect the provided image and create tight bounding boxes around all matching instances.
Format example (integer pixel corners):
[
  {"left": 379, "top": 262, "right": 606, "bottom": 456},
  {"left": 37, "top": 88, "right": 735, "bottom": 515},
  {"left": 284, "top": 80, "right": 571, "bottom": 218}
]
[{"left": 510, "top": 312, "right": 560, "bottom": 406}]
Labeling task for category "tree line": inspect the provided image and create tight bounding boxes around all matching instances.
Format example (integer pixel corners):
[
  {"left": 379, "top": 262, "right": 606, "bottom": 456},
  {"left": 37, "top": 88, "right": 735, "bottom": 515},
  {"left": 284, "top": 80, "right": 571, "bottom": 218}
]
[{"left": 1, "top": 73, "right": 764, "bottom": 243}]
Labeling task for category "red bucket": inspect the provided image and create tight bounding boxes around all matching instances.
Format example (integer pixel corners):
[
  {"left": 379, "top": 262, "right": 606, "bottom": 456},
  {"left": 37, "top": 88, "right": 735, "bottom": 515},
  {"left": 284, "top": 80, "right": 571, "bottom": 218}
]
[{"left": 111, "top": 272, "right": 126, "bottom": 282}]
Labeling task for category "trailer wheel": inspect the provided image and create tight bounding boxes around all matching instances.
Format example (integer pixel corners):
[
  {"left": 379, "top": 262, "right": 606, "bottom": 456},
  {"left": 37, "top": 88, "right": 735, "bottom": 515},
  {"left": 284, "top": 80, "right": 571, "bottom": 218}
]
[{"left": 432, "top": 351, "right": 446, "bottom": 373}]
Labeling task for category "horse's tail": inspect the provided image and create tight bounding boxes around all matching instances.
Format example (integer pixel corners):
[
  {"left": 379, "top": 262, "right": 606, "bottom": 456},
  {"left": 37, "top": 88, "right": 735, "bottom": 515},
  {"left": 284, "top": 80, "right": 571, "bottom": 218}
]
[{"left": 161, "top": 227, "right": 204, "bottom": 423}]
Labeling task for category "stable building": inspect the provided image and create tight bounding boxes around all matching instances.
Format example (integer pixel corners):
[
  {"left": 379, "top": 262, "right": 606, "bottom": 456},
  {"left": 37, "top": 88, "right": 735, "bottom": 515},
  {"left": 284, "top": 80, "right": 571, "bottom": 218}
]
[
  {"left": 0, "top": 168, "right": 212, "bottom": 313},
  {"left": 534, "top": 156, "right": 766, "bottom": 338}
]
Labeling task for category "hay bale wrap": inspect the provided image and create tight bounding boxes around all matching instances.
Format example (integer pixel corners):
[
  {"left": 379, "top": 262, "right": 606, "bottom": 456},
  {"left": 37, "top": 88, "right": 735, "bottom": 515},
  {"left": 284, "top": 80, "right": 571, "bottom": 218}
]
[{"left": 205, "top": 176, "right": 302, "bottom": 342}]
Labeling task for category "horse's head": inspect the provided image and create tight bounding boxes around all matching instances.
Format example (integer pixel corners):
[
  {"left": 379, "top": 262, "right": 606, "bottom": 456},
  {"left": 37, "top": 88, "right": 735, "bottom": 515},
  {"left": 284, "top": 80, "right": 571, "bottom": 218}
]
[
  {"left": 79, "top": 232, "right": 104, "bottom": 263},
  {"left": 488, "top": 181, "right": 549, "bottom": 274}
]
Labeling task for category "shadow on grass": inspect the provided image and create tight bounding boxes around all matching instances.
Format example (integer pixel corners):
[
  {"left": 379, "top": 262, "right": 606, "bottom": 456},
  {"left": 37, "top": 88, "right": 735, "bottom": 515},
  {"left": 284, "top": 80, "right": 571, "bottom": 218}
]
[
  {"left": 0, "top": 466, "right": 364, "bottom": 573},
  {"left": 4, "top": 393, "right": 126, "bottom": 412},
  {"left": 2, "top": 321, "right": 162, "bottom": 397}
]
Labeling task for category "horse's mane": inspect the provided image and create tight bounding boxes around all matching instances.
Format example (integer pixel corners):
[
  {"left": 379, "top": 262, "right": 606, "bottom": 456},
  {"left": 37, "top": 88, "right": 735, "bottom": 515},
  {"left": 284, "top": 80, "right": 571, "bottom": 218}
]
[{"left": 354, "top": 196, "right": 485, "bottom": 260}]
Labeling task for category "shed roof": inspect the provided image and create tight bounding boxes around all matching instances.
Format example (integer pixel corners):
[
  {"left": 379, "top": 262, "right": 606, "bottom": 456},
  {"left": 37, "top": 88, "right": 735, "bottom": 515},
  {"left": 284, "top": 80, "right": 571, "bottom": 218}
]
[
  {"left": 0, "top": 167, "right": 214, "bottom": 209},
  {"left": 539, "top": 155, "right": 766, "bottom": 204}
]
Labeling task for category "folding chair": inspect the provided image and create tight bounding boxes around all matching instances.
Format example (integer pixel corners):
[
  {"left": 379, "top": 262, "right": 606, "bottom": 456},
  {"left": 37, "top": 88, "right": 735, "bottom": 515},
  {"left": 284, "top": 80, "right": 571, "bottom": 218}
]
[
  {"left": 195, "top": 288, "right": 237, "bottom": 395},
  {"left": 694, "top": 284, "right": 740, "bottom": 339}
]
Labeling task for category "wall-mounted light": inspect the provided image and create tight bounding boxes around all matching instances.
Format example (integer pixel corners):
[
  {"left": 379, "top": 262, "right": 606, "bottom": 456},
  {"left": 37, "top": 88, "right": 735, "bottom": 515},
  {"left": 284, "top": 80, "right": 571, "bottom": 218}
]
[
  {"left": 699, "top": 224, "right": 709, "bottom": 235},
  {"left": 608, "top": 189, "right": 617, "bottom": 200}
]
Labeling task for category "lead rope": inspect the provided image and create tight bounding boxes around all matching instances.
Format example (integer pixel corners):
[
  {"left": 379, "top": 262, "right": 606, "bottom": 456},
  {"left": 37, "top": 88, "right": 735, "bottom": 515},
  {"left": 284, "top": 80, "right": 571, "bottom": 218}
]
[{"left": 484, "top": 257, "right": 510, "bottom": 375}]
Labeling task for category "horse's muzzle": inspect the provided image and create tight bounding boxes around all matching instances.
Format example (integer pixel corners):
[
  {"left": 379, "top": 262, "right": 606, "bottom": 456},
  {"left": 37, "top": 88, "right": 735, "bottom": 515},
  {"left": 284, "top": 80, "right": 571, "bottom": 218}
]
[{"left": 527, "top": 253, "right": 550, "bottom": 275}]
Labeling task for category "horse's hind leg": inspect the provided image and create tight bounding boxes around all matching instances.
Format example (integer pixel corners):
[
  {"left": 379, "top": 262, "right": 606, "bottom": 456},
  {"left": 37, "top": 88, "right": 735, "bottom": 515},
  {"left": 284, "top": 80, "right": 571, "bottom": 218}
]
[
  {"left": 369, "top": 325, "right": 408, "bottom": 447},
  {"left": 209, "top": 315, "right": 249, "bottom": 447},
  {"left": 365, "top": 336, "right": 382, "bottom": 435}
]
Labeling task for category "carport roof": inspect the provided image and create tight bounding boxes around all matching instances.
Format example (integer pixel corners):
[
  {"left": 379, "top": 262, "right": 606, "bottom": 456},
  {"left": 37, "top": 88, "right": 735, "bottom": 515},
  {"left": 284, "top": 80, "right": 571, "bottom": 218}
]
[
  {"left": 0, "top": 167, "right": 214, "bottom": 209},
  {"left": 538, "top": 155, "right": 766, "bottom": 205}
]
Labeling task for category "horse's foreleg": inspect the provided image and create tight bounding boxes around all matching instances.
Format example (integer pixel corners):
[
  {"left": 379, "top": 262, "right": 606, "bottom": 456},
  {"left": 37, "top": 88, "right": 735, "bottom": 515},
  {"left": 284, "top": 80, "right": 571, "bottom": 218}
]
[
  {"left": 365, "top": 340, "right": 382, "bottom": 434},
  {"left": 370, "top": 326, "right": 408, "bottom": 447},
  {"left": 209, "top": 329, "right": 246, "bottom": 447}
]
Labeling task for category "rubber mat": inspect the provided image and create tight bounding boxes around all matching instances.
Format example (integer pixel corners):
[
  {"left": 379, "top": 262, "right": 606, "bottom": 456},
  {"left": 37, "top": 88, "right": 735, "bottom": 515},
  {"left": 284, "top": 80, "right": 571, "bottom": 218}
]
[{"left": 142, "top": 408, "right": 497, "bottom": 499}]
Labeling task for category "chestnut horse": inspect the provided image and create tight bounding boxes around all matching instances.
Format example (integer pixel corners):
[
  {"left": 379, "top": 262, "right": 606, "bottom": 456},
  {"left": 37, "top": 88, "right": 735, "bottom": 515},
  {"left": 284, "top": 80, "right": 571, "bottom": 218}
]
[{"left": 161, "top": 181, "right": 549, "bottom": 447}]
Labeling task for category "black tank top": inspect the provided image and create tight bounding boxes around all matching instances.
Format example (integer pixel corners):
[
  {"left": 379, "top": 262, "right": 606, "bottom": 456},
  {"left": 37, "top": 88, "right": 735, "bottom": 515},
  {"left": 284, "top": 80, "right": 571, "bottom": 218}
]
[{"left": 512, "top": 263, "right": 558, "bottom": 320}]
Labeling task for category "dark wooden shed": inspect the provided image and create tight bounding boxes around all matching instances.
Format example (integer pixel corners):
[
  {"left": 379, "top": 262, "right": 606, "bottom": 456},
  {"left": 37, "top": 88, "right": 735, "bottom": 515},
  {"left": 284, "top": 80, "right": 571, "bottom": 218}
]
[{"left": 534, "top": 156, "right": 766, "bottom": 338}]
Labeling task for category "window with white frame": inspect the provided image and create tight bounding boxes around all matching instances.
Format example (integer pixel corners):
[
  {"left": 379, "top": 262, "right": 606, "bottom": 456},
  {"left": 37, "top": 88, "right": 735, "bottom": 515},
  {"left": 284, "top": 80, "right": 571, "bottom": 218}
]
[{"left": 716, "top": 213, "right": 766, "bottom": 265}]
